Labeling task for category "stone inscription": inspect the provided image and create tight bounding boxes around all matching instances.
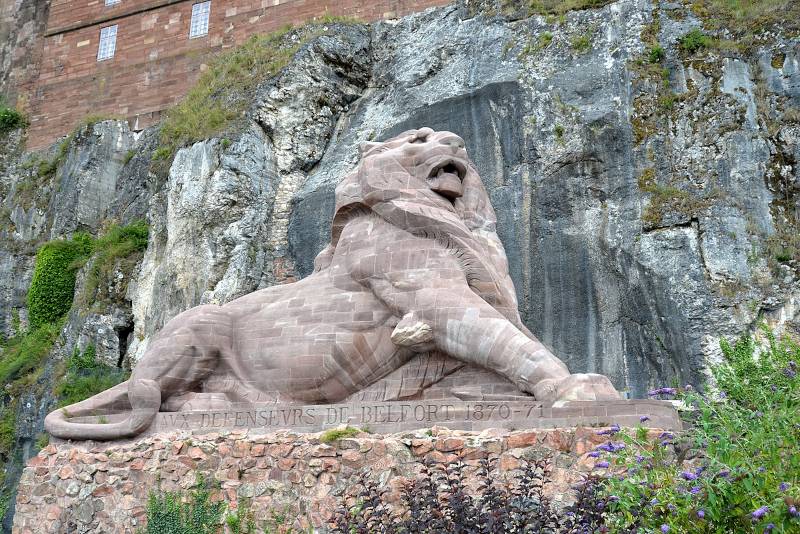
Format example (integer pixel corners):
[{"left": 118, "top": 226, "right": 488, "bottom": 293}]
[{"left": 155, "top": 401, "right": 547, "bottom": 432}]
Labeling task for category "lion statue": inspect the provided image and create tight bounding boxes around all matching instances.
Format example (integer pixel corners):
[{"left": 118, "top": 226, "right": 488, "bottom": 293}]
[{"left": 45, "top": 127, "right": 619, "bottom": 441}]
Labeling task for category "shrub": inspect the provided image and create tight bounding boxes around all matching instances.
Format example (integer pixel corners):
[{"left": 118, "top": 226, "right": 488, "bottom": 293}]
[
  {"left": 55, "top": 345, "right": 129, "bottom": 407},
  {"left": 144, "top": 480, "right": 225, "bottom": 534},
  {"left": 648, "top": 44, "right": 665, "bottom": 63},
  {"left": 0, "top": 320, "right": 63, "bottom": 388},
  {"left": 570, "top": 34, "right": 591, "bottom": 53},
  {"left": 601, "top": 329, "right": 800, "bottom": 533},
  {"left": 679, "top": 28, "right": 712, "bottom": 53},
  {"left": 27, "top": 236, "right": 92, "bottom": 329},
  {"left": 0, "top": 105, "right": 25, "bottom": 133},
  {"left": 330, "top": 456, "right": 608, "bottom": 533},
  {"left": 78, "top": 220, "right": 149, "bottom": 306}
]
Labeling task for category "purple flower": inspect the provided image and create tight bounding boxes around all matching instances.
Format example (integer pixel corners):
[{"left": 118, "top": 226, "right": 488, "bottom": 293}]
[
  {"left": 717, "top": 470, "right": 730, "bottom": 479},
  {"left": 719, "top": 391, "right": 727, "bottom": 399},
  {"left": 764, "top": 524, "right": 775, "bottom": 533},
  {"left": 780, "top": 482, "right": 790, "bottom": 492},
  {"left": 635, "top": 455, "right": 645, "bottom": 463},
  {"left": 640, "top": 415, "right": 650, "bottom": 423},
  {"left": 650, "top": 497, "right": 659, "bottom": 505},
  {"left": 659, "top": 432, "right": 674, "bottom": 439},
  {"left": 609, "top": 495, "right": 620, "bottom": 502},
  {"left": 790, "top": 361, "right": 797, "bottom": 369},
  {"left": 596, "top": 423, "right": 621, "bottom": 435},
  {"left": 752, "top": 506, "right": 769, "bottom": 520},
  {"left": 758, "top": 466, "right": 766, "bottom": 473},
  {"left": 660, "top": 439, "right": 672, "bottom": 447},
  {"left": 648, "top": 387, "right": 677, "bottom": 397},
  {"left": 660, "top": 525, "right": 669, "bottom": 533},
  {"left": 681, "top": 471, "right": 698, "bottom": 481},
  {"left": 690, "top": 486, "right": 701, "bottom": 494},
  {"left": 587, "top": 451, "right": 601, "bottom": 458},
  {"left": 785, "top": 368, "right": 797, "bottom": 379},
  {"left": 594, "top": 460, "right": 610, "bottom": 469},
  {"left": 697, "top": 509, "right": 705, "bottom": 519},
  {"left": 685, "top": 384, "right": 694, "bottom": 391},
  {"left": 789, "top": 505, "right": 799, "bottom": 517}
]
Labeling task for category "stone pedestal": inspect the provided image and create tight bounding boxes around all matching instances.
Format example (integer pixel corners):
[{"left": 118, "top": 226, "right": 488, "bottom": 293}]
[{"left": 14, "top": 406, "right": 680, "bottom": 533}]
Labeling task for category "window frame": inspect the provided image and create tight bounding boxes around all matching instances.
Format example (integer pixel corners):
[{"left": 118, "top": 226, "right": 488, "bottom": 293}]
[
  {"left": 189, "top": 1, "right": 211, "bottom": 39},
  {"left": 104, "top": 0, "right": 121, "bottom": 7},
  {"left": 97, "top": 24, "right": 118, "bottom": 62}
]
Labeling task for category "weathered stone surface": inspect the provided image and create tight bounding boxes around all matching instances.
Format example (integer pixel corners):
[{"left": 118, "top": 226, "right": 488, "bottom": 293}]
[{"left": 13, "top": 426, "right": 663, "bottom": 533}]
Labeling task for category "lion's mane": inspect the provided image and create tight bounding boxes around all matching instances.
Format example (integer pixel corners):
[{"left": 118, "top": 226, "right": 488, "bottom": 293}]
[{"left": 313, "top": 130, "right": 523, "bottom": 326}]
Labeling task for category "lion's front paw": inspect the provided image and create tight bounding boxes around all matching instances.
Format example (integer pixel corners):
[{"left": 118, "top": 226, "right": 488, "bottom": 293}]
[{"left": 532, "top": 373, "right": 621, "bottom": 402}]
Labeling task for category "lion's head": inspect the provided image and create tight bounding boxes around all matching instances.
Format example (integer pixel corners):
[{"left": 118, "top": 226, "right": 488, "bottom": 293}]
[
  {"left": 315, "top": 128, "right": 523, "bottom": 323},
  {"left": 359, "top": 127, "right": 469, "bottom": 203}
]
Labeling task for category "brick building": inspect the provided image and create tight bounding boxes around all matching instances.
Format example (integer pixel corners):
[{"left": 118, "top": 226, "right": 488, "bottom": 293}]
[{"left": 18, "top": 0, "right": 451, "bottom": 149}]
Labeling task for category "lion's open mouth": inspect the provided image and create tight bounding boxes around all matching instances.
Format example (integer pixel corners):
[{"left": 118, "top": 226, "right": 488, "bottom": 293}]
[{"left": 429, "top": 160, "right": 467, "bottom": 182}]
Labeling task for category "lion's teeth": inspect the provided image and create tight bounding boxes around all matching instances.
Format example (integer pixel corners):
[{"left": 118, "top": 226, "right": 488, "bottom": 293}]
[{"left": 437, "top": 167, "right": 445, "bottom": 177}]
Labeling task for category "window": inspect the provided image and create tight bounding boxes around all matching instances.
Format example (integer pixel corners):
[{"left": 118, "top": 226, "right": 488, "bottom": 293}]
[
  {"left": 189, "top": 1, "right": 211, "bottom": 38},
  {"left": 105, "top": 0, "right": 120, "bottom": 6},
  {"left": 97, "top": 25, "right": 117, "bottom": 61}
]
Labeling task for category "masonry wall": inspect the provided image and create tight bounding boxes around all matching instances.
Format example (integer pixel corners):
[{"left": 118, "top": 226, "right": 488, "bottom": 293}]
[
  {"left": 13, "top": 425, "right": 665, "bottom": 533},
  {"left": 0, "top": 0, "right": 49, "bottom": 104},
  {"left": 26, "top": 0, "right": 452, "bottom": 149}
]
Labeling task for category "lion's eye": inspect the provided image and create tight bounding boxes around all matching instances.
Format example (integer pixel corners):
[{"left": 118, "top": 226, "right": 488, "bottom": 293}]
[{"left": 409, "top": 136, "right": 426, "bottom": 144}]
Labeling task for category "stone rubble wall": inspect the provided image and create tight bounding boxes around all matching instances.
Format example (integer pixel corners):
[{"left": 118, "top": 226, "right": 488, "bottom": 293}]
[{"left": 12, "top": 426, "right": 660, "bottom": 533}]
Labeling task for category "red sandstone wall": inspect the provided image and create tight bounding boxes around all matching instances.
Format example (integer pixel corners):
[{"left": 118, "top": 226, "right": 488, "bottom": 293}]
[
  {"left": 27, "top": 0, "right": 452, "bottom": 149},
  {"left": 0, "top": 0, "right": 48, "bottom": 107}
]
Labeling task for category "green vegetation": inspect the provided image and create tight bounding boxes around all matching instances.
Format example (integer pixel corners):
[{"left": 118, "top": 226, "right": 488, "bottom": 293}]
[
  {"left": 225, "top": 501, "right": 256, "bottom": 534},
  {"left": 0, "top": 320, "right": 63, "bottom": 390},
  {"left": 570, "top": 33, "right": 592, "bottom": 53},
  {"left": 143, "top": 480, "right": 225, "bottom": 534},
  {"left": 76, "top": 220, "right": 149, "bottom": 307},
  {"left": 689, "top": 0, "right": 800, "bottom": 35},
  {"left": 679, "top": 28, "right": 713, "bottom": 54},
  {"left": 27, "top": 235, "right": 92, "bottom": 329},
  {"left": 154, "top": 17, "right": 361, "bottom": 166},
  {"left": 528, "top": 0, "right": 615, "bottom": 15},
  {"left": 0, "top": 102, "right": 26, "bottom": 134},
  {"left": 765, "top": 227, "right": 800, "bottom": 265},
  {"left": 639, "top": 183, "right": 712, "bottom": 228},
  {"left": 648, "top": 44, "right": 665, "bottom": 63},
  {"left": 601, "top": 328, "right": 800, "bottom": 532},
  {"left": 55, "top": 344, "right": 128, "bottom": 408},
  {"left": 319, "top": 426, "right": 361, "bottom": 443}
]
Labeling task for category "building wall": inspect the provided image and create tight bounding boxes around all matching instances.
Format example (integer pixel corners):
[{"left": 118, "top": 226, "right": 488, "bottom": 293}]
[
  {"left": 26, "top": 0, "right": 452, "bottom": 149},
  {"left": 0, "top": 0, "right": 49, "bottom": 106}
]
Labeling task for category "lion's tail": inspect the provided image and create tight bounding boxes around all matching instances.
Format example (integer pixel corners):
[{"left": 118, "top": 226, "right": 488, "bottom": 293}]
[{"left": 44, "top": 379, "right": 161, "bottom": 441}]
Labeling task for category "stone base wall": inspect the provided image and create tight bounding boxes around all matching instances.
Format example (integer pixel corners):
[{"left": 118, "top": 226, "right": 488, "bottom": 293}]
[{"left": 12, "top": 425, "right": 667, "bottom": 533}]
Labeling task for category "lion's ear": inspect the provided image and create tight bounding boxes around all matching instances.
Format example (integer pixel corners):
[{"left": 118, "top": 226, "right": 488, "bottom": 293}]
[{"left": 359, "top": 142, "right": 382, "bottom": 157}]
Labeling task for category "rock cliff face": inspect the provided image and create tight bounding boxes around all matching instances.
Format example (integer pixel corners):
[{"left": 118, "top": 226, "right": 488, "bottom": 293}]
[{"left": 0, "top": 0, "right": 799, "bottom": 527}]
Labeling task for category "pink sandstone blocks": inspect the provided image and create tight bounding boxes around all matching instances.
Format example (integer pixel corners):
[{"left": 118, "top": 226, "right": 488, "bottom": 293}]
[{"left": 46, "top": 129, "right": 625, "bottom": 442}]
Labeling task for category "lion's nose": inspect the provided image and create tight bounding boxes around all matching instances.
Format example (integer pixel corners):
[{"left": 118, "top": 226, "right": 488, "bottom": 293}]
[{"left": 439, "top": 134, "right": 465, "bottom": 150}]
